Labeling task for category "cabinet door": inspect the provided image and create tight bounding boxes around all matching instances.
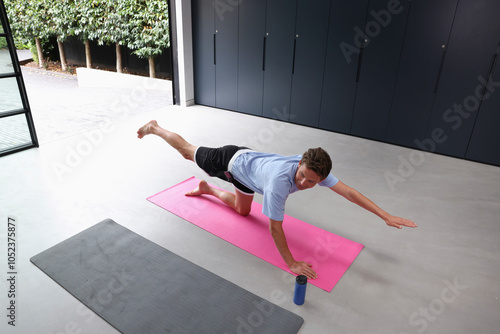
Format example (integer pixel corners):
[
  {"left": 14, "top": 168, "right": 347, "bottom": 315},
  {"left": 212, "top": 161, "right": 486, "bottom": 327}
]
[
  {"left": 192, "top": 0, "right": 215, "bottom": 106},
  {"left": 289, "top": 0, "right": 331, "bottom": 127},
  {"left": 465, "top": 45, "right": 500, "bottom": 166},
  {"left": 351, "top": 0, "right": 410, "bottom": 141},
  {"left": 386, "top": 0, "right": 458, "bottom": 148},
  {"left": 237, "top": 0, "right": 267, "bottom": 116},
  {"left": 214, "top": 3, "right": 238, "bottom": 110},
  {"left": 262, "top": 0, "right": 298, "bottom": 120},
  {"left": 427, "top": 0, "right": 500, "bottom": 158},
  {"left": 319, "top": 0, "right": 369, "bottom": 134}
]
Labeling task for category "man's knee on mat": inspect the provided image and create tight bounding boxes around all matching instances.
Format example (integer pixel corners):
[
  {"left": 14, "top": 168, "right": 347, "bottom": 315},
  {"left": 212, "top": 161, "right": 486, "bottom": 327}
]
[{"left": 236, "top": 207, "right": 252, "bottom": 217}]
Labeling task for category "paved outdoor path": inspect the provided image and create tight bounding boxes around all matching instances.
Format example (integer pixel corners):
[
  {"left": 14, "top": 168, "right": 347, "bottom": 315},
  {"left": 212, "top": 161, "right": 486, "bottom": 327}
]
[
  {"left": 1, "top": 48, "right": 173, "bottom": 150},
  {"left": 22, "top": 66, "right": 173, "bottom": 144}
]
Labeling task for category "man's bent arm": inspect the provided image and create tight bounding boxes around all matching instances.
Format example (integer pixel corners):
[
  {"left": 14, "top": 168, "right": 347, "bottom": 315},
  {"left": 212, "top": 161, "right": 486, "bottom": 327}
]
[
  {"left": 330, "top": 181, "right": 417, "bottom": 229},
  {"left": 269, "top": 219, "right": 318, "bottom": 279}
]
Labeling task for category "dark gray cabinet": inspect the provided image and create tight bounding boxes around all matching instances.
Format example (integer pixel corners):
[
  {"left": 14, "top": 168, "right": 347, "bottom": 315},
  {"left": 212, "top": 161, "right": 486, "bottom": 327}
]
[
  {"left": 262, "top": 0, "right": 298, "bottom": 120},
  {"left": 191, "top": 0, "right": 500, "bottom": 167},
  {"left": 350, "top": 0, "right": 410, "bottom": 141},
  {"left": 192, "top": 0, "right": 238, "bottom": 110},
  {"left": 465, "top": 44, "right": 500, "bottom": 165},
  {"left": 289, "top": 0, "right": 331, "bottom": 127},
  {"left": 192, "top": 0, "right": 215, "bottom": 106},
  {"left": 214, "top": 3, "right": 238, "bottom": 110},
  {"left": 426, "top": 0, "right": 500, "bottom": 158},
  {"left": 386, "top": 0, "right": 459, "bottom": 149},
  {"left": 237, "top": 0, "right": 267, "bottom": 116},
  {"left": 319, "top": 0, "right": 369, "bottom": 134}
]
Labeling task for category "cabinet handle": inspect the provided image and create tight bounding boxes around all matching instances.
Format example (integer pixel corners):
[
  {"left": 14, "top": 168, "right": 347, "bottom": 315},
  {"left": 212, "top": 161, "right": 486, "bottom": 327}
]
[
  {"left": 292, "top": 38, "right": 297, "bottom": 75},
  {"left": 213, "top": 34, "right": 216, "bottom": 65},
  {"left": 262, "top": 37, "right": 267, "bottom": 71},
  {"left": 434, "top": 45, "right": 447, "bottom": 93},
  {"left": 481, "top": 42, "right": 500, "bottom": 100},
  {"left": 355, "top": 44, "right": 365, "bottom": 83}
]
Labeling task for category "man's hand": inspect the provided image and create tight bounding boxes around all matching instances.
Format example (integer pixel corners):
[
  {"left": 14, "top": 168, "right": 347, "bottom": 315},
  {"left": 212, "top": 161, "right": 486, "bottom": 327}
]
[
  {"left": 290, "top": 261, "right": 318, "bottom": 280},
  {"left": 269, "top": 219, "right": 319, "bottom": 280},
  {"left": 385, "top": 215, "right": 417, "bottom": 229}
]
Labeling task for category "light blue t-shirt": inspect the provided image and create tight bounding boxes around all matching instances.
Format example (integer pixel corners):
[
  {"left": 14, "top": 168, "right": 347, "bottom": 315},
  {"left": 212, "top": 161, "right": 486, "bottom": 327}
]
[{"left": 229, "top": 151, "right": 339, "bottom": 221}]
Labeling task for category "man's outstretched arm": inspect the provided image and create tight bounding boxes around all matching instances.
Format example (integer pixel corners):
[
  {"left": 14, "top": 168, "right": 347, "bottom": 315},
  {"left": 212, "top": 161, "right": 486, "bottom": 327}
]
[
  {"left": 330, "top": 181, "right": 417, "bottom": 229},
  {"left": 269, "top": 219, "right": 318, "bottom": 280}
]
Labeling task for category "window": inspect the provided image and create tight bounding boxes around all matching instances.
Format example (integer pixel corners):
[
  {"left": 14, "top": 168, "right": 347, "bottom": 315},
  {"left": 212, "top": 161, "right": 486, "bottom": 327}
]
[{"left": 0, "top": 0, "right": 38, "bottom": 157}]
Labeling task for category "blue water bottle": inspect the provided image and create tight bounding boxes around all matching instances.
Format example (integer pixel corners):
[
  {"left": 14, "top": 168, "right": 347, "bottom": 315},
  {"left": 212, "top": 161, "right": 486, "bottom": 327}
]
[{"left": 293, "top": 275, "right": 307, "bottom": 305}]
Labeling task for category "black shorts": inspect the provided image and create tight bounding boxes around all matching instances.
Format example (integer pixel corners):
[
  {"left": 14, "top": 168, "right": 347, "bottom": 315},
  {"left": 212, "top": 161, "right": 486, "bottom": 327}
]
[{"left": 195, "top": 145, "right": 255, "bottom": 195}]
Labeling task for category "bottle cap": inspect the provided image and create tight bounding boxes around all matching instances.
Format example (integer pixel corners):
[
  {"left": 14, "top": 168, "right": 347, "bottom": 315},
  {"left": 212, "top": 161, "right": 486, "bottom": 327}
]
[{"left": 296, "top": 275, "right": 307, "bottom": 285}]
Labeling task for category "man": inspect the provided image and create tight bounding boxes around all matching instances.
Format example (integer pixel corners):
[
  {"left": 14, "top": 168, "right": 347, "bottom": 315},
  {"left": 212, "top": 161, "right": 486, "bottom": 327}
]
[{"left": 138, "top": 120, "right": 417, "bottom": 279}]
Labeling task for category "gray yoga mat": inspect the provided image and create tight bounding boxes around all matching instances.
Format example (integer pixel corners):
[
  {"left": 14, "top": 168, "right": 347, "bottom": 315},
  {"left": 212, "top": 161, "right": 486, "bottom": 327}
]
[{"left": 31, "top": 219, "right": 304, "bottom": 334}]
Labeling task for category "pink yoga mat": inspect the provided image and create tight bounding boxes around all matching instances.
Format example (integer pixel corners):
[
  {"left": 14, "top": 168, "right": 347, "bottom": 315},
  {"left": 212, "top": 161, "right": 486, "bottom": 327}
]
[{"left": 147, "top": 177, "right": 364, "bottom": 292}]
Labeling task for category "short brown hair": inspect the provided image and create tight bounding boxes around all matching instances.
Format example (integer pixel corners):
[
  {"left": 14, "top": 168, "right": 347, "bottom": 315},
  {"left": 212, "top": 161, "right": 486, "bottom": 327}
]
[{"left": 301, "top": 148, "right": 332, "bottom": 180}]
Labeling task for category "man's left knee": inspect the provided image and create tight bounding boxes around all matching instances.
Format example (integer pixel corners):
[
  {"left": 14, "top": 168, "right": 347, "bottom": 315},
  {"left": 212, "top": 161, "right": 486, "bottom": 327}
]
[{"left": 237, "top": 207, "right": 251, "bottom": 216}]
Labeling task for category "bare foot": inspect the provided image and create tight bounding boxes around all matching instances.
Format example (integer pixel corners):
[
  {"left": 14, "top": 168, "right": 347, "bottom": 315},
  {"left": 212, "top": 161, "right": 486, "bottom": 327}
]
[
  {"left": 185, "top": 180, "right": 212, "bottom": 196},
  {"left": 137, "top": 120, "right": 158, "bottom": 139}
]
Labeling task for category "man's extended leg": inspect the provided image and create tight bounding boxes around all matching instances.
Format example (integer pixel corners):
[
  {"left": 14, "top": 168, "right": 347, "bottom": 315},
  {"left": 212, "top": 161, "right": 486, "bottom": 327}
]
[
  {"left": 137, "top": 120, "right": 196, "bottom": 161},
  {"left": 138, "top": 120, "right": 253, "bottom": 216}
]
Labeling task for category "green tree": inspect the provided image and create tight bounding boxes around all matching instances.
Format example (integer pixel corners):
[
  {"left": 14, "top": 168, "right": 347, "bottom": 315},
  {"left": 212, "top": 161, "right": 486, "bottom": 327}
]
[
  {"left": 74, "top": 0, "right": 107, "bottom": 68},
  {"left": 97, "top": 0, "right": 132, "bottom": 73},
  {"left": 126, "top": 0, "right": 170, "bottom": 78},
  {"left": 5, "top": 0, "right": 51, "bottom": 67},
  {"left": 6, "top": 0, "right": 170, "bottom": 76},
  {"left": 48, "top": 0, "right": 78, "bottom": 71}
]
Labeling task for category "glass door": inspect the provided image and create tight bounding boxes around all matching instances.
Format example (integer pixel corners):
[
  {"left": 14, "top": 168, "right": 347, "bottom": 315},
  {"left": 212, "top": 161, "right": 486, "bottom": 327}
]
[{"left": 0, "top": 0, "right": 38, "bottom": 157}]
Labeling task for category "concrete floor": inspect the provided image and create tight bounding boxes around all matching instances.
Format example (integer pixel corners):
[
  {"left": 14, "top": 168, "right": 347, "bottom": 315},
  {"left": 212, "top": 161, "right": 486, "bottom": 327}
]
[{"left": 1, "top": 104, "right": 499, "bottom": 333}]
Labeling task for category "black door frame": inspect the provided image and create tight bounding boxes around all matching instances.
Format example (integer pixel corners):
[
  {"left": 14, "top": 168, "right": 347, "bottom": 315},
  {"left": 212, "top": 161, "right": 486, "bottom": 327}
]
[{"left": 0, "top": 0, "right": 39, "bottom": 157}]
